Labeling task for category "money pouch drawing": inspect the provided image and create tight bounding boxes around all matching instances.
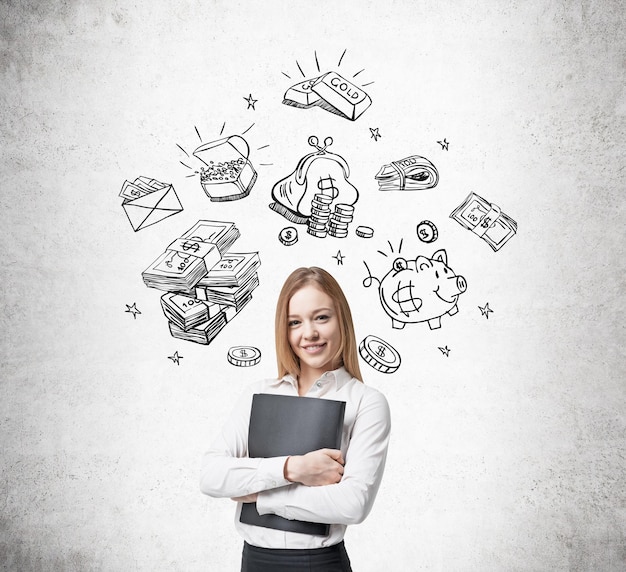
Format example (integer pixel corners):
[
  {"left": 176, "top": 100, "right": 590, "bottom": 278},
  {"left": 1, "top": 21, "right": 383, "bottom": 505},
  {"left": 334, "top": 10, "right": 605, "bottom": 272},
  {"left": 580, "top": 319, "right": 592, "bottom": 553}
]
[
  {"left": 193, "top": 135, "right": 257, "bottom": 202},
  {"left": 270, "top": 136, "right": 359, "bottom": 238},
  {"left": 364, "top": 249, "right": 467, "bottom": 330}
]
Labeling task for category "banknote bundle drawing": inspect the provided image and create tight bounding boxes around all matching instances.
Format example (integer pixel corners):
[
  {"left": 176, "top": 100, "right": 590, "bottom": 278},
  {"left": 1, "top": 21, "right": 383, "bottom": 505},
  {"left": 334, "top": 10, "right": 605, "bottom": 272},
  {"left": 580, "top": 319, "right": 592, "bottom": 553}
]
[
  {"left": 283, "top": 71, "right": 372, "bottom": 121},
  {"left": 142, "top": 220, "right": 261, "bottom": 345},
  {"left": 450, "top": 192, "right": 517, "bottom": 251},
  {"left": 375, "top": 155, "right": 439, "bottom": 191},
  {"left": 120, "top": 176, "right": 183, "bottom": 231}
]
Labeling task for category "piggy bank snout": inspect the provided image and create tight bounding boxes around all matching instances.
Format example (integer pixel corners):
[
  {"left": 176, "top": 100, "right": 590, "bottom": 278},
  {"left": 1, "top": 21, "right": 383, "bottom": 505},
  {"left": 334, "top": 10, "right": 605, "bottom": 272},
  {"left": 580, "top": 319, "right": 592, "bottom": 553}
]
[{"left": 456, "top": 275, "right": 467, "bottom": 293}]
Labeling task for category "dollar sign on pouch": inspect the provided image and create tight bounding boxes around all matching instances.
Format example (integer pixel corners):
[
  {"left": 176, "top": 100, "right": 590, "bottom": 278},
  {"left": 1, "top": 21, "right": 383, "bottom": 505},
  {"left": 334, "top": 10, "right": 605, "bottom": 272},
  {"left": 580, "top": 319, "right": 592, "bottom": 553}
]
[
  {"left": 181, "top": 241, "right": 200, "bottom": 253},
  {"left": 376, "top": 345, "right": 386, "bottom": 358},
  {"left": 317, "top": 175, "right": 339, "bottom": 199}
]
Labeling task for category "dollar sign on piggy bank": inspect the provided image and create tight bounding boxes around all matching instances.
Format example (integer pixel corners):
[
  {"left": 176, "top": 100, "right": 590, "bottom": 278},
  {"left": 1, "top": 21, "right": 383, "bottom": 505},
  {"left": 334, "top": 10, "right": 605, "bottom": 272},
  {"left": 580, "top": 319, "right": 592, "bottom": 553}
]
[{"left": 375, "top": 249, "right": 467, "bottom": 330}]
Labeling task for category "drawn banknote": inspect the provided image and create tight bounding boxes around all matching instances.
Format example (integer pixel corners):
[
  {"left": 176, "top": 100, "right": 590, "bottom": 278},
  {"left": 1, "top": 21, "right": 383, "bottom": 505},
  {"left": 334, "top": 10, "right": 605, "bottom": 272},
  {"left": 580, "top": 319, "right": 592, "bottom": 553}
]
[{"left": 450, "top": 192, "right": 517, "bottom": 251}]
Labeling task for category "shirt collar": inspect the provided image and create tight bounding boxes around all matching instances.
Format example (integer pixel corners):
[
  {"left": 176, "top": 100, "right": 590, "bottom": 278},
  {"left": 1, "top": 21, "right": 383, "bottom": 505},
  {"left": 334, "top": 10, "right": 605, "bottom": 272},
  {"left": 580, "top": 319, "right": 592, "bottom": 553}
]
[{"left": 272, "top": 366, "right": 353, "bottom": 390}]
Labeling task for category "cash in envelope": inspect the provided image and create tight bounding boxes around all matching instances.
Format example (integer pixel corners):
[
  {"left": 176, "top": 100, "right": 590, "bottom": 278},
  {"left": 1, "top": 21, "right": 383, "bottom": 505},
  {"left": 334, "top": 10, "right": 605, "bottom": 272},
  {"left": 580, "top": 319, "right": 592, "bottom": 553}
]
[
  {"left": 450, "top": 192, "right": 518, "bottom": 251},
  {"left": 283, "top": 71, "right": 372, "bottom": 121},
  {"left": 375, "top": 155, "right": 439, "bottom": 191}
]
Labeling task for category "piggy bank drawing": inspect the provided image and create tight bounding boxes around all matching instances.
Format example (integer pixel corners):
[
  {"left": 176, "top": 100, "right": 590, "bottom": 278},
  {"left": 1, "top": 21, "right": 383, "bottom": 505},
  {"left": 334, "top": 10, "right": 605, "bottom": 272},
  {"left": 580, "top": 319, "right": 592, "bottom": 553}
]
[{"left": 365, "top": 249, "right": 467, "bottom": 330}]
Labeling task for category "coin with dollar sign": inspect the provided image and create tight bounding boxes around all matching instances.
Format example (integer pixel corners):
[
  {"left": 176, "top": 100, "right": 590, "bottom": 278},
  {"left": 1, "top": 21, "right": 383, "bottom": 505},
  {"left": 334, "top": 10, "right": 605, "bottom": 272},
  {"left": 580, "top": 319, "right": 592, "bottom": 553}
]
[
  {"left": 227, "top": 346, "right": 262, "bottom": 367},
  {"left": 358, "top": 335, "right": 401, "bottom": 374},
  {"left": 416, "top": 220, "right": 438, "bottom": 243},
  {"left": 279, "top": 226, "right": 298, "bottom": 246}
]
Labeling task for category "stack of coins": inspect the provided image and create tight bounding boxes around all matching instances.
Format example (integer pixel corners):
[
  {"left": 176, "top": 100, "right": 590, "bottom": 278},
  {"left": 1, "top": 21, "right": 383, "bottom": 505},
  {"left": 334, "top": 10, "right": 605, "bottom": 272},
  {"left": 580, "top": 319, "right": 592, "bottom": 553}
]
[
  {"left": 328, "top": 204, "right": 354, "bottom": 238},
  {"left": 307, "top": 193, "right": 333, "bottom": 238}
]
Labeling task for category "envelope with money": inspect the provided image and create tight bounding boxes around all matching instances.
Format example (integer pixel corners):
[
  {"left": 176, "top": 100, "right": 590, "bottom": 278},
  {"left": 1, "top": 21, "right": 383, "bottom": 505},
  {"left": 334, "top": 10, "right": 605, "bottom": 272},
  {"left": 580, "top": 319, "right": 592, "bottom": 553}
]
[{"left": 120, "top": 176, "right": 183, "bottom": 231}]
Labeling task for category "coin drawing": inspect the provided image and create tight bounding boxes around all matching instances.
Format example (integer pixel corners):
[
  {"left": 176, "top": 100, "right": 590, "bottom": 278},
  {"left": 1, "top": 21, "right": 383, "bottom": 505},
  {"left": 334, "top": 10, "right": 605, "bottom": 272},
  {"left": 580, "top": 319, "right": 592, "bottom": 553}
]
[
  {"left": 359, "top": 335, "right": 401, "bottom": 374},
  {"left": 142, "top": 220, "right": 261, "bottom": 345},
  {"left": 269, "top": 135, "right": 359, "bottom": 239},
  {"left": 278, "top": 227, "right": 299, "bottom": 246},
  {"left": 363, "top": 248, "right": 467, "bottom": 330},
  {"left": 416, "top": 220, "right": 438, "bottom": 243},
  {"left": 227, "top": 346, "right": 262, "bottom": 367},
  {"left": 281, "top": 49, "right": 373, "bottom": 121}
]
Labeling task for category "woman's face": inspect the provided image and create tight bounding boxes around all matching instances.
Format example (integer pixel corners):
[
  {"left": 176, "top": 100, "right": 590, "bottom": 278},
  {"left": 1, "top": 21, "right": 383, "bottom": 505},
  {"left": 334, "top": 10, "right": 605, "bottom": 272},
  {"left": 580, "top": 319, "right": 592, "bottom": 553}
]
[{"left": 287, "top": 284, "right": 342, "bottom": 378}]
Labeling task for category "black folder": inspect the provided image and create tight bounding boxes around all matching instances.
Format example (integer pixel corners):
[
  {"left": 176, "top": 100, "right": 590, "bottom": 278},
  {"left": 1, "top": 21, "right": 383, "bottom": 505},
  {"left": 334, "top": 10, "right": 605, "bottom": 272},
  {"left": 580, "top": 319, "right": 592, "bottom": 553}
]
[{"left": 239, "top": 393, "right": 346, "bottom": 536}]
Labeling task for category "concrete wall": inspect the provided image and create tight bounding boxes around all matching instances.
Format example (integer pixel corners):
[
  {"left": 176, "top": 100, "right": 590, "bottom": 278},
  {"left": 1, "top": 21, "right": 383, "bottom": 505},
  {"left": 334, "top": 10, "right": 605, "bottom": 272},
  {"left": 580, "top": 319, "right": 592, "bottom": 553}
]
[{"left": 1, "top": 1, "right": 624, "bottom": 570}]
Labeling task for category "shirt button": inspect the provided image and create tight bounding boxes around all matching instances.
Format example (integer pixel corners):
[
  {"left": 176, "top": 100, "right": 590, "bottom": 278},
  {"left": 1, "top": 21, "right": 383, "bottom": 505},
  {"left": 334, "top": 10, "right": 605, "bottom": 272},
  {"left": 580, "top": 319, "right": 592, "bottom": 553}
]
[{"left": 316, "top": 382, "right": 323, "bottom": 387}]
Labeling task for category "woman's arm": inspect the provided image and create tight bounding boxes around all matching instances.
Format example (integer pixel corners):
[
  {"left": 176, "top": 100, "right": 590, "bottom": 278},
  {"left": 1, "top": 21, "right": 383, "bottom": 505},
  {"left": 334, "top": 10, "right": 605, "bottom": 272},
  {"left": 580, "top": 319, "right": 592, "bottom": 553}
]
[
  {"left": 199, "top": 386, "right": 291, "bottom": 499},
  {"left": 255, "top": 389, "right": 391, "bottom": 525}
]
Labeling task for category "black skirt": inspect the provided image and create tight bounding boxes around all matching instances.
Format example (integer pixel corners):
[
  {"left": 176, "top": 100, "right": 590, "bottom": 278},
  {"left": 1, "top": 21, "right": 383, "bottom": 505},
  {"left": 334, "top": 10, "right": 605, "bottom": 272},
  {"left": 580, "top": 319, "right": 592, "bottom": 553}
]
[{"left": 241, "top": 540, "right": 353, "bottom": 572}]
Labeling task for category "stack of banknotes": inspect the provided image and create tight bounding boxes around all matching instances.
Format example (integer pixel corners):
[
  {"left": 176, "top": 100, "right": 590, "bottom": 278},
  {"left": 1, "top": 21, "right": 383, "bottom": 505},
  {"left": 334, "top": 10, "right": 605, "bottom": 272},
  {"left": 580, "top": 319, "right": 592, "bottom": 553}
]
[
  {"left": 142, "top": 220, "right": 261, "bottom": 344},
  {"left": 375, "top": 155, "right": 439, "bottom": 191},
  {"left": 449, "top": 192, "right": 517, "bottom": 251}
]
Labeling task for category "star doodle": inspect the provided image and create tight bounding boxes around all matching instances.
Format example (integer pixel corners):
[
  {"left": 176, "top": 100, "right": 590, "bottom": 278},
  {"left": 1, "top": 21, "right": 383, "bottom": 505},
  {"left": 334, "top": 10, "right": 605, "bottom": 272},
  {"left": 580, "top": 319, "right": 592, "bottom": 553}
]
[
  {"left": 168, "top": 351, "right": 183, "bottom": 365},
  {"left": 125, "top": 303, "right": 141, "bottom": 319},
  {"left": 369, "top": 127, "right": 381, "bottom": 141},
  {"left": 244, "top": 94, "right": 258, "bottom": 110},
  {"left": 437, "top": 138, "right": 449, "bottom": 151},
  {"left": 479, "top": 303, "right": 494, "bottom": 319},
  {"left": 438, "top": 346, "right": 451, "bottom": 357},
  {"left": 332, "top": 250, "right": 345, "bottom": 265}
]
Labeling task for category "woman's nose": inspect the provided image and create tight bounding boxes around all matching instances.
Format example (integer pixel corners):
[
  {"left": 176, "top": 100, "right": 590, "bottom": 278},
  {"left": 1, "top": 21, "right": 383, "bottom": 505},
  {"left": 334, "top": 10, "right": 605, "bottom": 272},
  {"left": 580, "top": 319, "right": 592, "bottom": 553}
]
[{"left": 303, "top": 321, "right": 318, "bottom": 339}]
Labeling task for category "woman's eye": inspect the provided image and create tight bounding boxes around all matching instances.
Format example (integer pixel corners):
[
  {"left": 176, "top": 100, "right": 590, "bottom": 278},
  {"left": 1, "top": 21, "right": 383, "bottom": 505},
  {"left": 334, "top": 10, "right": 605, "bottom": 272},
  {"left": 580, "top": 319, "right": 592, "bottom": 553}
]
[
  {"left": 288, "top": 320, "right": 300, "bottom": 327},
  {"left": 316, "top": 315, "right": 329, "bottom": 321}
]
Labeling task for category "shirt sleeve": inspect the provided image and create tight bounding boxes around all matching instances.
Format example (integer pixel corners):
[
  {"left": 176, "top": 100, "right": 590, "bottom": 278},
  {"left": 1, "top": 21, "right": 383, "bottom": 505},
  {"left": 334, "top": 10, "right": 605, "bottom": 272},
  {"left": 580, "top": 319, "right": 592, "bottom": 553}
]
[
  {"left": 199, "top": 385, "right": 291, "bottom": 498},
  {"left": 255, "top": 389, "right": 391, "bottom": 525}
]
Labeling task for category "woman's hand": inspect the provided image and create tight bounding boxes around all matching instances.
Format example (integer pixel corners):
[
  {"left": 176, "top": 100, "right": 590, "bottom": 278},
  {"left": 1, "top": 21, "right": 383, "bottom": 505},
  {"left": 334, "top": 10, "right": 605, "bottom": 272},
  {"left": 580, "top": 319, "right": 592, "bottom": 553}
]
[
  {"left": 283, "top": 448, "right": 345, "bottom": 486},
  {"left": 231, "top": 493, "right": 258, "bottom": 503}
]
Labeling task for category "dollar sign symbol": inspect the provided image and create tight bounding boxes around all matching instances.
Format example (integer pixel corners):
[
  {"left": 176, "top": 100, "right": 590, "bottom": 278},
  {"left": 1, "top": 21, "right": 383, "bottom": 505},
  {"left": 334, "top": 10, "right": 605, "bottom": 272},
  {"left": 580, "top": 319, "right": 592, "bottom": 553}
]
[
  {"left": 376, "top": 345, "right": 386, "bottom": 358},
  {"left": 420, "top": 228, "right": 428, "bottom": 239},
  {"left": 285, "top": 230, "right": 292, "bottom": 240},
  {"left": 317, "top": 175, "right": 339, "bottom": 199},
  {"left": 181, "top": 241, "right": 200, "bottom": 253},
  {"left": 239, "top": 349, "right": 248, "bottom": 357}
]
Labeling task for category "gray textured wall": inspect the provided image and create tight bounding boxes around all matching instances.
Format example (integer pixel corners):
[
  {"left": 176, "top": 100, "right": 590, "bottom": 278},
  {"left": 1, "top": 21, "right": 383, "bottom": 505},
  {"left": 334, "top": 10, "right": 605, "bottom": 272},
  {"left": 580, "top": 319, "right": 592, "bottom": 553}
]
[{"left": 1, "top": 1, "right": 624, "bottom": 570}]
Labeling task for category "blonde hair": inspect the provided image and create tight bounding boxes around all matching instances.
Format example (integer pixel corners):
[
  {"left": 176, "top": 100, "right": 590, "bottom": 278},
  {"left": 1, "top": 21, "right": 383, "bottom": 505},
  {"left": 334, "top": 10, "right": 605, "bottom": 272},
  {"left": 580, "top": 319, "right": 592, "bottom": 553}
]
[{"left": 275, "top": 267, "right": 363, "bottom": 382}]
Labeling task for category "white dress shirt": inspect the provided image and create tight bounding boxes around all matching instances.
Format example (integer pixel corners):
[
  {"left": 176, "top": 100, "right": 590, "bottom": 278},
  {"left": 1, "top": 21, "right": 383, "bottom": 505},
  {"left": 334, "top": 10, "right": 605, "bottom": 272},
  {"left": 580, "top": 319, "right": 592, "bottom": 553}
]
[{"left": 200, "top": 366, "right": 391, "bottom": 549}]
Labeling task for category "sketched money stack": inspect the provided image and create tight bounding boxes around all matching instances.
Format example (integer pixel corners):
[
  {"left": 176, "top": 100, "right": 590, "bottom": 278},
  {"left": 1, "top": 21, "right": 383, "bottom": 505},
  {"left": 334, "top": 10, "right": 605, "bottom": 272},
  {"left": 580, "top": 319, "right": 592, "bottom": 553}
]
[
  {"left": 450, "top": 192, "right": 517, "bottom": 251},
  {"left": 269, "top": 136, "right": 359, "bottom": 238},
  {"left": 142, "top": 220, "right": 261, "bottom": 345},
  {"left": 193, "top": 135, "right": 257, "bottom": 202},
  {"left": 375, "top": 155, "right": 439, "bottom": 191}
]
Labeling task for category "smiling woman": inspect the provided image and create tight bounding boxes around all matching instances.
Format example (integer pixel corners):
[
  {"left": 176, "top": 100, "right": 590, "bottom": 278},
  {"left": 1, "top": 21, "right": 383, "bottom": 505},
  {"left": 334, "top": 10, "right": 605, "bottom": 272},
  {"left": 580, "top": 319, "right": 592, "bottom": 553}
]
[
  {"left": 200, "top": 267, "right": 391, "bottom": 572},
  {"left": 276, "top": 267, "right": 363, "bottom": 396}
]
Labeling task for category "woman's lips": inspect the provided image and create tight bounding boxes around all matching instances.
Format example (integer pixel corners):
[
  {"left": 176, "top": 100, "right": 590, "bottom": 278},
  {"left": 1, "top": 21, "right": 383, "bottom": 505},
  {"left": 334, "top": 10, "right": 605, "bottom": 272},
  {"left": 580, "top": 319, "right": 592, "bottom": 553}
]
[{"left": 302, "top": 343, "right": 326, "bottom": 354}]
